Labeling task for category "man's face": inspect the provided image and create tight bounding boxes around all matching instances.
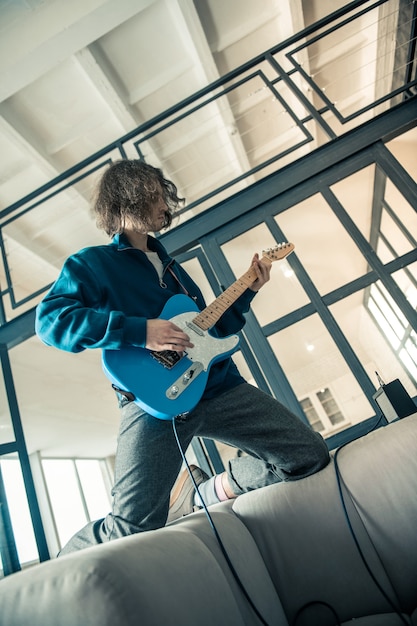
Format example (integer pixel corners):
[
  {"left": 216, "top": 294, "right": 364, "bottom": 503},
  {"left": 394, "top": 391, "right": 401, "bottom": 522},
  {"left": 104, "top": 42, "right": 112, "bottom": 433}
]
[{"left": 148, "top": 194, "right": 169, "bottom": 232}]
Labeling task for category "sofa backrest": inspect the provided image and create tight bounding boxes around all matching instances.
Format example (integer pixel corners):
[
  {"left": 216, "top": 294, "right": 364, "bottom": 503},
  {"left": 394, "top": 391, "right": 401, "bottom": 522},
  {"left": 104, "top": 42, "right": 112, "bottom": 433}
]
[
  {"left": 1, "top": 415, "right": 416, "bottom": 626},
  {"left": 0, "top": 505, "right": 288, "bottom": 626},
  {"left": 233, "top": 414, "right": 417, "bottom": 625}
]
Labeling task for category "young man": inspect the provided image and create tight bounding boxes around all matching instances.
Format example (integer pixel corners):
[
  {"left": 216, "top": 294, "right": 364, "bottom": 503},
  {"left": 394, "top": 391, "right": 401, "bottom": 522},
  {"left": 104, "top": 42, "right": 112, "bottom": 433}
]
[{"left": 36, "top": 159, "right": 329, "bottom": 555}]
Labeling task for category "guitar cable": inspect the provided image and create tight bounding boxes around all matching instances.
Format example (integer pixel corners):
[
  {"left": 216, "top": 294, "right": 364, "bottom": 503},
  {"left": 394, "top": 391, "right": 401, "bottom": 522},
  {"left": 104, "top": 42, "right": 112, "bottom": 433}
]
[
  {"left": 294, "top": 415, "right": 409, "bottom": 626},
  {"left": 172, "top": 414, "right": 411, "bottom": 626},
  {"left": 332, "top": 419, "right": 409, "bottom": 626},
  {"left": 171, "top": 416, "right": 271, "bottom": 626}
]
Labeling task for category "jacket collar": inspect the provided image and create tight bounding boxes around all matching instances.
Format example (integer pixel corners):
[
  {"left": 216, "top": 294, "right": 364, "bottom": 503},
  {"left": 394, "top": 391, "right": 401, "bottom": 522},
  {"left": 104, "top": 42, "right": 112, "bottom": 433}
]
[{"left": 111, "top": 232, "right": 172, "bottom": 266}]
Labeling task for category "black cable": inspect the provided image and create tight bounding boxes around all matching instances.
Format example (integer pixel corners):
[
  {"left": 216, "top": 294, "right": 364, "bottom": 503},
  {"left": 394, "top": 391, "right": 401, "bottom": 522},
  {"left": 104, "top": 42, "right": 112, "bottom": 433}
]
[
  {"left": 292, "top": 415, "right": 410, "bottom": 626},
  {"left": 172, "top": 414, "right": 410, "bottom": 626},
  {"left": 171, "top": 416, "right": 271, "bottom": 626},
  {"left": 333, "top": 418, "right": 410, "bottom": 625},
  {"left": 292, "top": 600, "right": 341, "bottom": 626}
]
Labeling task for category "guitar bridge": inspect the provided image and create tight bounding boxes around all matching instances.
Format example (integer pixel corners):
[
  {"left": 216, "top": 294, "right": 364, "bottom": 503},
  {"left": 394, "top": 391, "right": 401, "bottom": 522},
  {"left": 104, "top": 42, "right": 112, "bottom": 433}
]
[{"left": 150, "top": 350, "right": 183, "bottom": 369}]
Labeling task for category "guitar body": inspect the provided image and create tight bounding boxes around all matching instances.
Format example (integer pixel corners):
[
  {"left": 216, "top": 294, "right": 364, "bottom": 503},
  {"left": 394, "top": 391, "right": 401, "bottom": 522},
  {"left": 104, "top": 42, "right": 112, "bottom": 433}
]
[
  {"left": 102, "top": 294, "right": 240, "bottom": 420},
  {"left": 102, "top": 243, "right": 294, "bottom": 420}
]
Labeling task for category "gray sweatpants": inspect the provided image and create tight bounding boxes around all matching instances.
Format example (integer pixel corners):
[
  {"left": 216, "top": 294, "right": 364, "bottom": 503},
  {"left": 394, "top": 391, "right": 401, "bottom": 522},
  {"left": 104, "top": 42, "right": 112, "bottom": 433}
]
[{"left": 59, "top": 383, "right": 329, "bottom": 554}]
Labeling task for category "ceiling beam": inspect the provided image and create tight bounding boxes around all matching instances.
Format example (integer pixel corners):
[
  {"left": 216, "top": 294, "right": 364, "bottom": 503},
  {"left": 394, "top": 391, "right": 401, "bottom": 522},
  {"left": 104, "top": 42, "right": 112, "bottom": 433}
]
[
  {"left": 0, "top": 0, "right": 156, "bottom": 102},
  {"left": 170, "top": 0, "right": 255, "bottom": 183}
]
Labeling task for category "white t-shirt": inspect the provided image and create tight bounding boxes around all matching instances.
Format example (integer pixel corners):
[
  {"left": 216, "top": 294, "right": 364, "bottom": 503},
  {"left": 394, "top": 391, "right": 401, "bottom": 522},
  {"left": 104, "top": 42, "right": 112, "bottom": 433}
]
[{"left": 145, "top": 250, "right": 164, "bottom": 281}]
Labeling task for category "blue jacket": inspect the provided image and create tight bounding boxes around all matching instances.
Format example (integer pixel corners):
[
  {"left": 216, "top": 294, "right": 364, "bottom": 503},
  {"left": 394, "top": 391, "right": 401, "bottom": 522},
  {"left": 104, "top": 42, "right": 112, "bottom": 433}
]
[{"left": 35, "top": 233, "right": 256, "bottom": 398}]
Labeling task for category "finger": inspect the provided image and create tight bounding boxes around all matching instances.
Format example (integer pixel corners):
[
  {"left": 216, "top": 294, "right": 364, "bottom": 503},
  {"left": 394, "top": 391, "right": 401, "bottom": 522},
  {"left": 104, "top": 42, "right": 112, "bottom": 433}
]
[
  {"left": 172, "top": 330, "right": 193, "bottom": 344},
  {"left": 171, "top": 335, "right": 194, "bottom": 350}
]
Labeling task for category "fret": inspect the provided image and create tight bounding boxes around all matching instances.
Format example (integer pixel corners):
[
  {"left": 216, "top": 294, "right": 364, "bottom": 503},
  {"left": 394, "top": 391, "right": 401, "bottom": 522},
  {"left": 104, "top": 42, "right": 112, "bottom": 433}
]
[
  {"left": 191, "top": 243, "right": 294, "bottom": 331},
  {"left": 189, "top": 243, "right": 294, "bottom": 330},
  {"left": 192, "top": 262, "right": 264, "bottom": 330}
]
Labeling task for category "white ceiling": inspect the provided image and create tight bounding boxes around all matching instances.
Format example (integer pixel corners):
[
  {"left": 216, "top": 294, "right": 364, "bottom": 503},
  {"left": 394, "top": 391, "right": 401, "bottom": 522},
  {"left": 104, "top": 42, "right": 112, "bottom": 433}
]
[{"left": 0, "top": 0, "right": 411, "bottom": 458}]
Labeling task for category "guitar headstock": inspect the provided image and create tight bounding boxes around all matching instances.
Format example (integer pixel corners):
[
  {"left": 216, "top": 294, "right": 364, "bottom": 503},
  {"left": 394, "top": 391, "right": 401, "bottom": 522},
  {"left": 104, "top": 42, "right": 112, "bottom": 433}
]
[{"left": 262, "top": 242, "right": 295, "bottom": 263}]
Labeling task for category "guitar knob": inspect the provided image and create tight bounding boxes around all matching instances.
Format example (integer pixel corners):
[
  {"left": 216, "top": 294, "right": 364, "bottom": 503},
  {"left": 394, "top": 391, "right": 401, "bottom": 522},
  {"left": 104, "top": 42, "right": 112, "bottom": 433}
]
[
  {"left": 170, "top": 385, "right": 179, "bottom": 396},
  {"left": 182, "top": 372, "right": 191, "bottom": 383}
]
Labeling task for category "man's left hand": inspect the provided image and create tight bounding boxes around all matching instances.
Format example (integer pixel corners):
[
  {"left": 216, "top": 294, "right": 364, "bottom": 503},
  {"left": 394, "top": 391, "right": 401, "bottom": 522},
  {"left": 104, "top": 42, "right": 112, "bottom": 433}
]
[{"left": 249, "top": 253, "right": 271, "bottom": 292}]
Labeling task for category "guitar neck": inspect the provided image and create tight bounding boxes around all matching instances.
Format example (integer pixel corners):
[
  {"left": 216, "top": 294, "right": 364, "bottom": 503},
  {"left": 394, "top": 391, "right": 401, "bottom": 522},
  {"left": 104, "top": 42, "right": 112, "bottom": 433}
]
[{"left": 192, "top": 258, "right": 271, "bottom": 331}]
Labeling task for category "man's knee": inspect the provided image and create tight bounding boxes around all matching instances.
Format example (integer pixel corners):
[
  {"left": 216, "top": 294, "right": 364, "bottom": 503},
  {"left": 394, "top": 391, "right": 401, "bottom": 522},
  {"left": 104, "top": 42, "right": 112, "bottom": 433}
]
[{"left": 308, "top": 433, "right": 331, "bottom": 475}]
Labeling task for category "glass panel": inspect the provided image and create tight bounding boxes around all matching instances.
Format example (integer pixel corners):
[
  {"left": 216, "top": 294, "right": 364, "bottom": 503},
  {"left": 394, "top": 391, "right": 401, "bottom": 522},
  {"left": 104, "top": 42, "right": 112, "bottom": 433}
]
[
  {"left": 42, "top": 459, "right": 88, "bottom": 548},
  {"left": 231, "top": 350, "right": 257, "bottom": 388},
  {"left": 9, "top": 336, "right": 117, "bottom": 460},
  {"left": 1, "top": 458, "right": 38, "bottom": 565},
  {"left": 383, "top": 179, "right": 417, "bottom": 253},
  {"left": 331, "top": 164, "right": 417, "bottom": 261},
  {"left": 268, "top": 313, "right": 374, "bottom": 434},
  {"left": 181, "top": 255, "right": 215, "bottom": 305},
  {"left": 1, "top": 164, "right": 107, "bottom": 321},
  {"left": 375, "top": 237, "right": 395, "bottom": 264},
  {"left": 276, "top": 193, "right": 368, "bottom": 294},
  {"left": 317, "top": 388, "right": 344, "bottom": 425},
  {"left": 330, "top": 165, "right": 374, "bottom": 244},
  {"left": 392, "top": 263, "right": 417, "bottom": 386},
  {"left": 370, "top": 283, "right": 408, "bottom": 341},
  {"left": 221, "top": 223, "right": 310, "bottom": 325},
  {"left": 330, "top": 290, "right": 416, "bottom": 396},
  {"left": 392, "top": 263, "right": 417, "bottom": 309},
  {"left": 399, "top": 333, "right": 417, "bottom": 384},
  {"left": 75, "top": 460, "right": 111, "bottom": 521},
  {"left": 300, "top": 397, "right": 325, "bottom": 432},
  {"left": 386, "top": 127, "right": 417, "bottom": 181},
  {"left": 0, "top": 357, "right": 14, "bottom": 446}
]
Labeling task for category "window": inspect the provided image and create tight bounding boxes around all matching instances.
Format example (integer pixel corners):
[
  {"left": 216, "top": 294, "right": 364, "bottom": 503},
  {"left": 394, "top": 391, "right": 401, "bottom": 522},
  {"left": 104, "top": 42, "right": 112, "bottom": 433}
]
[
  {"left": 0, "top": 459, "right": 38, "bottom": 569},
  {"left": 316, "top": 388, "right": 345, "bottom": 426},
  {"left": 42, "top": 459, "right": 111, "bottom": 549},
  {"left": 0, "top": 457, "right": 112, "bottom": 572},
  {"left": 366, "top": 281, "right": 417, "bottom": 385},
  {"left": 301, "top": 387, "right": 347, "bottom": 434},
  {"left": 300, "top": 397, "right": 325, "bottom": 432}
]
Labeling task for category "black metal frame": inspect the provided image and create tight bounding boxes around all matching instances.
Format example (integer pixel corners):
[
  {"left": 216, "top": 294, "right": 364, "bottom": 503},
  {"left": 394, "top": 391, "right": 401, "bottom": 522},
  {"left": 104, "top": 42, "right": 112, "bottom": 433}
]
[{"left": 0, "top": 0, "right": 416, "bottom": 571}]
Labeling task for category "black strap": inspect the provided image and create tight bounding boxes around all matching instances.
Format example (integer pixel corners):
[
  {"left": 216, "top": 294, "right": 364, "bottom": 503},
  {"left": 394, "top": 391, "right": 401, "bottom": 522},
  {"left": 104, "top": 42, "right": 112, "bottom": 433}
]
[{"left": 112, "top": 384, "right": 135, "bottom": 402}]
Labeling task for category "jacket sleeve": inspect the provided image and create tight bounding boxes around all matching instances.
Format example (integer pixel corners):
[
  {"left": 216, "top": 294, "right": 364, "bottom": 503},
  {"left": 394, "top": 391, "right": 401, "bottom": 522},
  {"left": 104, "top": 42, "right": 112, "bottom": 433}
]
[{"left": 35, "top": 255, "right": 147, "bottom": 353}]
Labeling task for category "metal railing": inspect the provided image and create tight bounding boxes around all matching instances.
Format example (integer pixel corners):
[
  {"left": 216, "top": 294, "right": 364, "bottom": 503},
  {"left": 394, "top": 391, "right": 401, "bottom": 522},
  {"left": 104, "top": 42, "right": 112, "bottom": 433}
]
[{"left": 0, "top": 0, "right": 416, "bottom": 324}]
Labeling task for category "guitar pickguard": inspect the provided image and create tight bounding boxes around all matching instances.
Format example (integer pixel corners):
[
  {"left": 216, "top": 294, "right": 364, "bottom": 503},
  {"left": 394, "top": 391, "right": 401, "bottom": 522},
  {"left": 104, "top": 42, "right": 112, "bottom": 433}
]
[{"left": 168, "top": 311, "right": 239, "bottom": 372}]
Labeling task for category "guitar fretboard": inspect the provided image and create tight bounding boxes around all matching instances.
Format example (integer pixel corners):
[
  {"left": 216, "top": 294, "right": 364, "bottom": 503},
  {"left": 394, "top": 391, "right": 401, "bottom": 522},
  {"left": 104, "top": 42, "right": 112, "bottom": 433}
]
[{"left": 192, "top": 263, "right": 268, "bottom": 331}]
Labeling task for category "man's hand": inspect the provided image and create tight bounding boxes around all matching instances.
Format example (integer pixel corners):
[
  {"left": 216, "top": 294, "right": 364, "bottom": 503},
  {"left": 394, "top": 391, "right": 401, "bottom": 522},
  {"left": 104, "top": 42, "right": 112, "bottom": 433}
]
[
  {"left": 146, "top": 319, "right": 194, "bottom": 352},
  {"left": 249, "top": 253, "right": 271, "bottom": 292}
]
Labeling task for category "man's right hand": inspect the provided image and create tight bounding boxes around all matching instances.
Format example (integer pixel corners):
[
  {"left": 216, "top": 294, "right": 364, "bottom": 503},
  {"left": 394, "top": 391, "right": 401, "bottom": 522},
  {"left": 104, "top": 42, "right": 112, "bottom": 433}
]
[{"left": 145, "top": 319, "right": 194, "bottom": 352}]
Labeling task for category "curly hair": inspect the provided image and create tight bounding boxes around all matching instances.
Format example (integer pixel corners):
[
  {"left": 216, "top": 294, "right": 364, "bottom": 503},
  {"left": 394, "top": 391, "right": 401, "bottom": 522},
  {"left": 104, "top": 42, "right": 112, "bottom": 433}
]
[{"left": 93, "top": 160, "right": 184, "bottom": 236}]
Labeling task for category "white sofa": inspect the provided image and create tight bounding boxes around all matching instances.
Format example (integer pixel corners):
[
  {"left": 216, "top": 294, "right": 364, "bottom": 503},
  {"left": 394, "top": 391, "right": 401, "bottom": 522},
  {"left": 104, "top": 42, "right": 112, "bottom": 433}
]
[{"left": 1, "top": 414, "right": 416, "bottom": 626}]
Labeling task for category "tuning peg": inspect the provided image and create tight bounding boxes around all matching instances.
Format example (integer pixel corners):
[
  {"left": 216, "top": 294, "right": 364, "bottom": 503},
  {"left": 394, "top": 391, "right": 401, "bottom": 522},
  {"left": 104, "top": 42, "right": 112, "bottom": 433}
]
[{"left": 262, "top": 242, "right": 294, "bottom": 260}]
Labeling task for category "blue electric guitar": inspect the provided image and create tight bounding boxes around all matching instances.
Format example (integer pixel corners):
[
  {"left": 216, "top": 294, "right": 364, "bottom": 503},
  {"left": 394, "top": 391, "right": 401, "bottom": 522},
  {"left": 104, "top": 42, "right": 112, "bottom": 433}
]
[{"left": 102, "top": 243, "right": 294, "bottom": 420}]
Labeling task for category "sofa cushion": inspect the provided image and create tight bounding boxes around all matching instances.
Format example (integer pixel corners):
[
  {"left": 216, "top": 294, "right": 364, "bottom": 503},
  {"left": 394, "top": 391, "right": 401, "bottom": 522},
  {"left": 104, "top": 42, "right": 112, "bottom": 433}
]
[
  {"left": 335, "top": 414, "right": 417, "bottom": 615},
  {"left": 233, "top": 415, "right": 417, "bottom": 625},
  {"left": 0, "top": 508, "right": 287, "bottom": 626}
]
